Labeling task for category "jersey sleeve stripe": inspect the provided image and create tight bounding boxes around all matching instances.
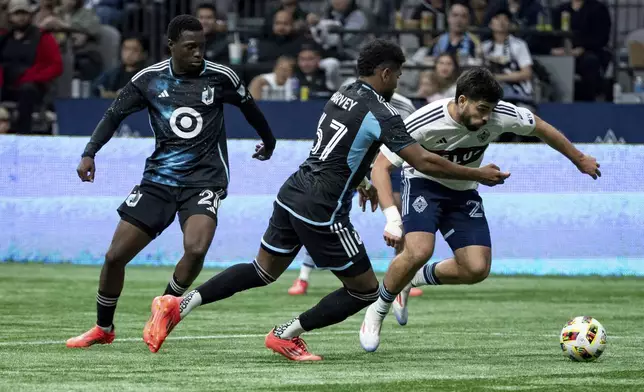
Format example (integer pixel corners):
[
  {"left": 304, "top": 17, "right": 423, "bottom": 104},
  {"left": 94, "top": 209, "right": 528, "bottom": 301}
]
[
  {"left": 496, "top": 102, "right": 517, "bottom": 112},
  {"left": 405, "top": 106, "right": 442, "bottom": 130},
  {"left": 406, "top": 113, "right": 444, "bottom": 134},
  {"left": 205, "top": 62, "right": 240, "bottom": 85},
  {"left": 131, "top": 60, "right": 170, "bottom": 82},
  {"left": 493, "top": 107, "right": 517, "bottom": 117},
  {"left": 382, "top": 102, "right": 399, "bottom": 117}
]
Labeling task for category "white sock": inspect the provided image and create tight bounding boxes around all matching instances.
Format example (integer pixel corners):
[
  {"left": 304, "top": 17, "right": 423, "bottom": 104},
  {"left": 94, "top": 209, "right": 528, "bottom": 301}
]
[
  {"left": 275, "top": 318, "right": 306, "bottom": 339},
  {"left": 373, "top": 297, "right": 392, "bottom": 316},
  {"left": 98, "top": 325, "right": 113, "bottom": 333},
  {"left": 299, "top": 264, "right": 313, "bottom": 281},
  {"left": 179, "top": 290, "right": 202, "bottom": 319},
  {"left": 411, "top": 267, "right": 429, "bottom": 287}
]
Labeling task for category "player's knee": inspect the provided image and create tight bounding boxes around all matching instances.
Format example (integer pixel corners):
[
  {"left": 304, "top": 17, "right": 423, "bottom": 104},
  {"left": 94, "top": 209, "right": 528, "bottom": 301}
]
[
  {"left": 183, "top": 240, "right": 210, "bottom": 261},
  {"left": 104, "top": 249, "right": 127, "bottom": 268},
  {"left": 402, "top": 244, "right": 432, "bottom": 269},
  {"left": 464, "top": 259, "right": 491, "bottom": 284}
]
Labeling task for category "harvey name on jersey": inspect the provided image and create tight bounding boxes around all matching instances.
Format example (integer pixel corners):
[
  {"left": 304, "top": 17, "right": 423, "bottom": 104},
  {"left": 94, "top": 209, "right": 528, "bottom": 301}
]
[{"left": 380, "top": 98, "right": 536, "bottom": 191}]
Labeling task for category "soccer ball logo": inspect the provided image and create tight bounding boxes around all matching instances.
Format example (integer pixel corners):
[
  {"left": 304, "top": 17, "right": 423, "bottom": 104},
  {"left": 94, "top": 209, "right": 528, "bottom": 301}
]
[{"left": 559, "top": 316, "right": 607, "bottom": 362}]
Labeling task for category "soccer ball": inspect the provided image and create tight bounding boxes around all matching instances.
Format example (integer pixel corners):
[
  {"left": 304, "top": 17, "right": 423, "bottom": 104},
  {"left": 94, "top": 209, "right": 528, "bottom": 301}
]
[{"left": 559, "top": 316, "right": 607, "bottom": 362}]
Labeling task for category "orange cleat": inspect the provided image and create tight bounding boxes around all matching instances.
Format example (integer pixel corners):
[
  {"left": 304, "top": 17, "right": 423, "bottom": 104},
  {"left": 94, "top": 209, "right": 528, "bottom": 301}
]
[
  {"left": 66, "top": 325, "right": 115, "bottom": 348},
  {"left": 143, "top": 295, "right": 182, "bottom": 353},
  {"left": 409, "top": 287, "right": 423, "bottom": 297},
  {"left": 265, "top": 329, "right": 322, "bottom": 361},
  {"left": 287, "top": 279, "right": 309, "bottom": 295}
]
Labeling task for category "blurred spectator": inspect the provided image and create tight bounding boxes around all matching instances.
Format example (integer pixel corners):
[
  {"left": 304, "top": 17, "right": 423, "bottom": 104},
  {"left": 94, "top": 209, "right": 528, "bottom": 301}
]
[
  {"left": 197, "top": 2, "right": 229, "bottom": 63},
  {"left": 0, "top": 0, "right": 62, "bottom": 134},
  {"left": 357, "top": 0, "right": 396, "bottom": 28},
  {"left": 262, "top": 0, "right": 309, "bottom": 38},
  {"left": 92, "top": 35, "right": 148, "bottom": 98},
  {"left": 40, "top": 0, "right": 103, "bottom": 80},
  {"left": 470, "top": 0, "right": 489, "bottom": 28},
  {"left": 0, "top": 106, "right": 10, "bottom": 134},
  {"left": 294, "top": 42, "right": 335, "bottom": 98},
  {"left": 409, "top": 0, "right": 445, "bottom": 31},
  {"left": 482, "top": 8, "right": 533, "bottom": 105},
  {"left": 34, "top": 0, "right": 58, "bottom": 27},
  {"left": 551, "top": 0, "right": 611, "bottom": 101},
  {"left": 500, "top": 0, "right": 546, "bottom": 54},
  {"left": 505, "top": 0, "right": 542, "bottom": 28},
  {"left": 417, "top": 52, "right": 459, "bottom": 102},
  {"left": 0, "top": 0, "right": 9, "bottom": 30},
  {"left": 432, "top": 2, "right": 480, "bottom": 60},
  {"left": 248, "top": 56, "right": 296, "bottom": 100},
  {"left": 86, "top": 0, "right": 124, "bottom": 28},
  {"left": 256, "top": 10, "right": 307, "bottom": 63},
  {"left": 310, "top": 0, "right": 371, "bottom": 60}
]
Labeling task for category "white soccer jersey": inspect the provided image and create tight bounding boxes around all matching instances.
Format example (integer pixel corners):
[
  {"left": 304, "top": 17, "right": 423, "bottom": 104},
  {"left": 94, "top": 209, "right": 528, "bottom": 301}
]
[
  {"left": 391, "top": 93, "right": 416, "bottom": 120},
  {"left": 380, "top": 98, "right": 536, "bottom": 191}
]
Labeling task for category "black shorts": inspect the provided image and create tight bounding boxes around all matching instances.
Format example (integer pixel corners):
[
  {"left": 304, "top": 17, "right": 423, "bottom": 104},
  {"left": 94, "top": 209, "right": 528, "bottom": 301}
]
[
  {"left": 117, "top": 179, "right": 225, "bottom": 238},
  {"left": 260, "top": 202, "right": 371, "bottom": 277}
]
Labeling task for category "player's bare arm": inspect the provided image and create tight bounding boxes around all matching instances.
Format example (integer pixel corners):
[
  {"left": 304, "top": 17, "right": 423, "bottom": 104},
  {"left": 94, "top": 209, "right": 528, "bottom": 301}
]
[
  {"left": 531, "top": 115, "right": 601, "bottom": 179},
  {"left": 78, "top": 82, "right": 147, "bottom": 182},
  {"left": 371, "top": 152, "right": 403, "bottom": 248},
  {"left": 397, "top": 143, "right": 511, "bottom": 186}
]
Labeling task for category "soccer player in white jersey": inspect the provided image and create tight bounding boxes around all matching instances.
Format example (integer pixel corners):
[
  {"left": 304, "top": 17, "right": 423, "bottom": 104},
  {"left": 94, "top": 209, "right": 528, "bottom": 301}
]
[
  {"left": 359, "top": 67, "right": 601, "bottom": 352},
  {"left": 287, "top": 92, "right": 424, "bottom": 297}
]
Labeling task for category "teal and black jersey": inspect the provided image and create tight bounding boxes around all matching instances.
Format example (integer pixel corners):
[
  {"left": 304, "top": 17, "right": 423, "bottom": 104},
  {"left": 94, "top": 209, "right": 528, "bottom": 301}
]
[
  {"left": 82, "top": 59, "right": 275, "bottom": 190},
  {"left": 276, "top": 80, "right": 416, "bottom": 226}
]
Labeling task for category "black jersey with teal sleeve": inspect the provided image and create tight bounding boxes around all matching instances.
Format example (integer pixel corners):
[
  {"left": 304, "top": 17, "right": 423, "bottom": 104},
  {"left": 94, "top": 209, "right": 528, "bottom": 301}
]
[{"left": 276, "top": 81, "right": 416, "bottom": 226}]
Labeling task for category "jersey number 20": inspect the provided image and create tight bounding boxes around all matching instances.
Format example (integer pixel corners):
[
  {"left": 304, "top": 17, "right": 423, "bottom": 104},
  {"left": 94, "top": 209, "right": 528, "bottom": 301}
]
[{"left": 311, "top": 113, "right": 348, "bottom": 161}]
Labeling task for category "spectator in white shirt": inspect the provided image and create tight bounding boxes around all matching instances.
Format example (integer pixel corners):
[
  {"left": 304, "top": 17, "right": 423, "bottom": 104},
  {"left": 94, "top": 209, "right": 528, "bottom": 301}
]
[{"left": 482, "top": 8, "right": 533, "bottom": 105}]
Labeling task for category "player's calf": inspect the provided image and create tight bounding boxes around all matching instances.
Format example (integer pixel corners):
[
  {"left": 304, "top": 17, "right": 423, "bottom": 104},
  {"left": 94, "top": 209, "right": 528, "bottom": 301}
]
[{"left": 410, "top": 246, "right": 491, "bottom": 287}]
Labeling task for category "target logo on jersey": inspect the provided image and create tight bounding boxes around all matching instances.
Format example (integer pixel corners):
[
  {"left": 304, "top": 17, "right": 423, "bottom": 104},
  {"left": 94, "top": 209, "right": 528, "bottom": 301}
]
[{"left": 169, "top": 107, "right": 203, "bottom": 139}]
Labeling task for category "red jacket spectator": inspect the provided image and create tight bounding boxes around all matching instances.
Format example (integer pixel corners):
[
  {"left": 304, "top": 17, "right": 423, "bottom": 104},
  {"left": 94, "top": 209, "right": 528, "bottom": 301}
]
[{"left": 0, "top": 27, "right": 63, "bottom": 88}]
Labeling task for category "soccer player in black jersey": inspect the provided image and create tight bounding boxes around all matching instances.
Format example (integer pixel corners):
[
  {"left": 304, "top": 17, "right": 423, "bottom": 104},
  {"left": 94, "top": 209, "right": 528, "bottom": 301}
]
[
  {"left": 66, "top": 15, "right": 276, "bottom": 348},
  {"left": 143, "top": 39, "right": 508, "bottom": 360}
]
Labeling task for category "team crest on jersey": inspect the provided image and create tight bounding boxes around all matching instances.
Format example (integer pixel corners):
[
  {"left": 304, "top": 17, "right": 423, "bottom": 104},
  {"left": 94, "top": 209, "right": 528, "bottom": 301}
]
[
  {"left": 202, "top": 86, "right": 215, "bottom": 105},
  {"left": 412, "top": 196, "right": 428, "bottom": 213},
  {"left": 477, "top": 129, "right": 490, "bottom": 142}
]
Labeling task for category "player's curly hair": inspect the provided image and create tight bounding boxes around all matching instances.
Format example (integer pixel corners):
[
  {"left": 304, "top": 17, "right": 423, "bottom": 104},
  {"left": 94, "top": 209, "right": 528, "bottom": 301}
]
[
  {"left": 357, "top": 38, "right": 406, "bottom": 77},
  {"left": 167, "top": 15, "right": 203, "bottom": 42},
  {"left": 455, "top": 67, "right": 504, "bottom": 103}
]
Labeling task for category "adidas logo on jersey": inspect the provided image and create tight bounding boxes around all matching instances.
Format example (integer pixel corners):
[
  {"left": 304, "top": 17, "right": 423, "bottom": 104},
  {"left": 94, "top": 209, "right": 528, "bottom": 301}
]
[
  {"left": 158, "top": 90, "right": 169, "bottom": 98},
  {"left": 436, "top": 137, "right": 447, "bottom": 145}
]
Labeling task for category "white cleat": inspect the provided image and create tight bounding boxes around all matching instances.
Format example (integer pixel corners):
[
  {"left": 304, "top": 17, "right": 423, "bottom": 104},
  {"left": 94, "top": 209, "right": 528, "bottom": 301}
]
[
  {"left": 393, "top": 284, "right": 411, "bottom": 326},
  {"left": 360, "top": 303, "right": 384, "bottom": 352}
]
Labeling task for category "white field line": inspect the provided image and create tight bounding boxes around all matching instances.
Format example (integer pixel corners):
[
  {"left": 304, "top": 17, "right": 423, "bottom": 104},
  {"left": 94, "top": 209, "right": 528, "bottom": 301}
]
[{"left": 0, "top": 330, "right": 636, "bottom": 347}]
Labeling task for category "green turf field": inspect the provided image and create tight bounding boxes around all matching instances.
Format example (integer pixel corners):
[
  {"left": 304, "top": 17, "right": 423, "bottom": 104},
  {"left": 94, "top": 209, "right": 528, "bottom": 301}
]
[{"left": 0, "top": 263, "right": 643, "bottom": 392}]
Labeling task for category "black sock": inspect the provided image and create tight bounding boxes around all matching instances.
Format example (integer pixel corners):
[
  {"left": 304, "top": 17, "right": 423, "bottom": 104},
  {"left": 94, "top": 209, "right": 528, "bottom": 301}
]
[
  {"left": 96, "top": 290, "right": 119, "bottom": 329},
  {"left": 299, "top": 287, "right": 379, "bottom": 332},
  {"left": 196, "top": 260, "right": 275, "bottom": 305},
  {"left": 164, "top": 274, "right": 189, "bottom": 296}
]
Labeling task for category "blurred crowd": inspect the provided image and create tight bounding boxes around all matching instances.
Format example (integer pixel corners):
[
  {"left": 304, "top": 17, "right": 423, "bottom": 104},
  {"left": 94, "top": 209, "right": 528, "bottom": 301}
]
[{"left": 0, "top": 0, "right": 638, "bottom": 135}]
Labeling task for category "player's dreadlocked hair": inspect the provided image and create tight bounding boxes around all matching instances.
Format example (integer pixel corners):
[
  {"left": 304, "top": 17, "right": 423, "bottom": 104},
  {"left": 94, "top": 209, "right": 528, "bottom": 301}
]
[
  {"left": 455, "top": 67, "right": 504, "bottom": 103},
  {"left": 357, "top": 39, "right": 406, "bottom": 77},
  {"left": 167, "top": 15, "right": 203, "bottom": 42}
]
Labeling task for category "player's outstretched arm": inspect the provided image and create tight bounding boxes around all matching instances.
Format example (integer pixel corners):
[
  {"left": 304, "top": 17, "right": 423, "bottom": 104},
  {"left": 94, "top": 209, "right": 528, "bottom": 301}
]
[
  {"left": 238, "top": 99, "right": 277, "bottom": 160},
  {"left": 397, "top": 143, "right": 510, "bottom": 186},
  {"left": 78, "top": 82, "right": 147, "bottom": 182},
  {"left": 531, "top": 115, "right": 601, "bottom": 179},
  {"left": 371, "top": 152, "right": 403, "bottom": 248}
]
